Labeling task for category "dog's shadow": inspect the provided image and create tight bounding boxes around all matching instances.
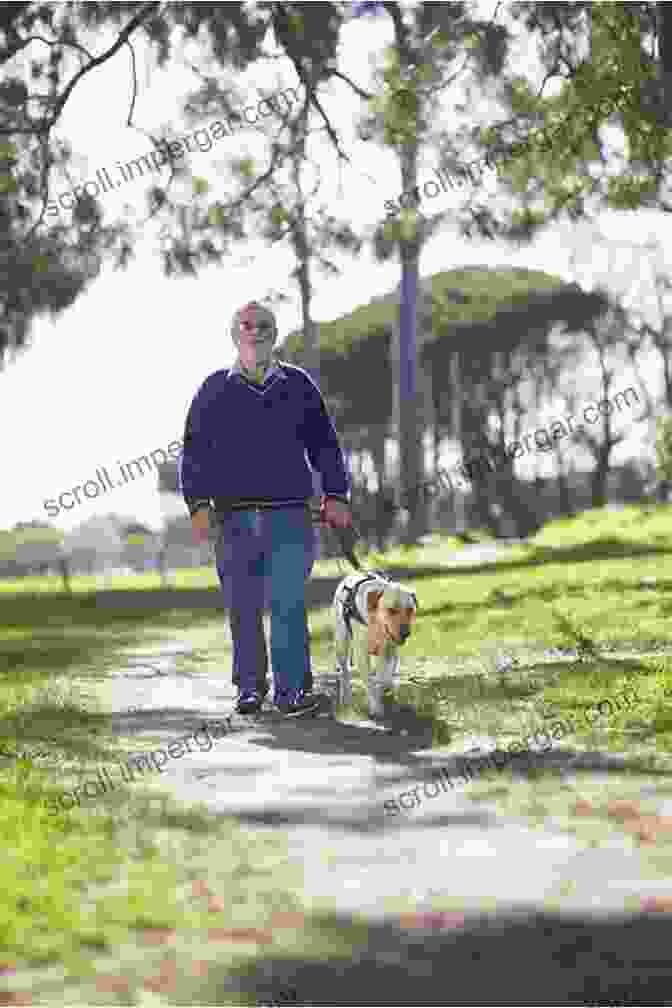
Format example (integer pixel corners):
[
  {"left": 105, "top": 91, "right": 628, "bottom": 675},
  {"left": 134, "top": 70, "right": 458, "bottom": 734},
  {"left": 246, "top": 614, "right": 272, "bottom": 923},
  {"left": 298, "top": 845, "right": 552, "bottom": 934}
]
[{"left": 241, "top": 705, "right": 438, "bottom": 771}]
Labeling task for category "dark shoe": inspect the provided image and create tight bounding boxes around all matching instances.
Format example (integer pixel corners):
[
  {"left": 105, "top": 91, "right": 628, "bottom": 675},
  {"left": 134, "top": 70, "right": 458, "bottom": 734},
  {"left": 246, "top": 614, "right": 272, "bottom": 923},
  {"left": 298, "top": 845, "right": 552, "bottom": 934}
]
[
  {"left": 235, "top": 684, "right": 269, "bottom": 704},
  {"left": 236, "top": 690, "right": 264, "bottom": 715},
  {"left": 234, "top": 680, "right": 269, "bottom": 695},
  {"left": 275, "top": 689, "right": 322, "bottom": 717}
]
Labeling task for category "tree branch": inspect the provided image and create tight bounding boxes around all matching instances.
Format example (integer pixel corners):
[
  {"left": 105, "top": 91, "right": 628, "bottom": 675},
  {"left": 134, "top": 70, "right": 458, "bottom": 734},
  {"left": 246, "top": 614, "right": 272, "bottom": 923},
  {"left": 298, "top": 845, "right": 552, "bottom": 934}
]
[
  {"left": 328, "top": 69, "right": 373, "bottom": 101},
  {"left": 124, "top": 38, "right": 139, "bottom": 127},
  {"left": 3, "top": 33, "right": 94, "bottom": 65},
  {"left": 51, "top": 2, "right": 160, "bottom": 124}
]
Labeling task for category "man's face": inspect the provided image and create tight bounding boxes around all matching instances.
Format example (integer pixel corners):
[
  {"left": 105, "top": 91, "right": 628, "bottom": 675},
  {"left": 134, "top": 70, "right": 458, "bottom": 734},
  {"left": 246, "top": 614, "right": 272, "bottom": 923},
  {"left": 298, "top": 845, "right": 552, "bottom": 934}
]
[{"left": 237, "top": 304, "right": 275, "bottom": 352}]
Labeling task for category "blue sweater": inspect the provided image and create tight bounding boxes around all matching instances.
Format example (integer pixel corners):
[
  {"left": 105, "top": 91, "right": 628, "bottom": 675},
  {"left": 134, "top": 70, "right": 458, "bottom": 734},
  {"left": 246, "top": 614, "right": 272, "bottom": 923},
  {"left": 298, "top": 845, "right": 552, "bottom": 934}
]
[{"left": 179, "top": 362, "right": 349, "bottom": 512}]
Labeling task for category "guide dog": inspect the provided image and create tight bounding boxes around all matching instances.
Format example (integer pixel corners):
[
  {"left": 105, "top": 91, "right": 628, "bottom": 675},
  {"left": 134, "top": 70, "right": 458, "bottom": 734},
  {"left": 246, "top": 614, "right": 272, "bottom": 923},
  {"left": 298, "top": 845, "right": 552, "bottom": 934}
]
[{"left": 333, "top": 572, "right": 418, "bottom": 719}]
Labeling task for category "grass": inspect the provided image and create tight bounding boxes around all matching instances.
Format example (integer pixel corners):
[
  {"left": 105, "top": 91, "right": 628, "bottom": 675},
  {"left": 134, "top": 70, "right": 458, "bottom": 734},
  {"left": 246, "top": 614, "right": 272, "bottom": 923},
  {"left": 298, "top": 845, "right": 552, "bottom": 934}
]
[
  {"left": 0, "top": 602, "right": 370, "bottom": 1002},
  {"left": 2, "top": 502, "right": 672, "bottom": 998}
]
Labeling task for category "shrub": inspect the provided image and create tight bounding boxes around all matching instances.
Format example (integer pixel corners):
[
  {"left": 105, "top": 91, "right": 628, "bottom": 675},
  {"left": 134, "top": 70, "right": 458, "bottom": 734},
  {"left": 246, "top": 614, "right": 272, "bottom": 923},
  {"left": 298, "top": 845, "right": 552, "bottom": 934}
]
[{"left": 655, "top": 415, "right": 672, "bottom": 482}]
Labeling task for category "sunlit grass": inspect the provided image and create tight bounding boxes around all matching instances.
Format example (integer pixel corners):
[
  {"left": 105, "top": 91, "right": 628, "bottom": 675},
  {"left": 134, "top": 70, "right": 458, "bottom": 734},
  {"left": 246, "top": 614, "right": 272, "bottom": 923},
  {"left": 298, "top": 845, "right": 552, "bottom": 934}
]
[{"left": 3, "top": 503, "right": 672, "bottom": 995}]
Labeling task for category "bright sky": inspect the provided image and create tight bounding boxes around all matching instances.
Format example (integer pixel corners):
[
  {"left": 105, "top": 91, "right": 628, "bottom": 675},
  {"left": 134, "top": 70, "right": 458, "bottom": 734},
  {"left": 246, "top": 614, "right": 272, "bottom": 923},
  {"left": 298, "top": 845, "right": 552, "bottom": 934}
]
[{"left": 3, "top": 3, "right": 671, "bottom": 533}]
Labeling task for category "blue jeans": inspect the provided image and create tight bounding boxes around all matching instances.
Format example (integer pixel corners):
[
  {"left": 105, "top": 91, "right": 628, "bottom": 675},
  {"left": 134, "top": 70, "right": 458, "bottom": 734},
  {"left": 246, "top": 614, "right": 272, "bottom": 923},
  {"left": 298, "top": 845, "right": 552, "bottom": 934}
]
[{"left": 214, "top": 506, "right": 317, "bottom": 698}]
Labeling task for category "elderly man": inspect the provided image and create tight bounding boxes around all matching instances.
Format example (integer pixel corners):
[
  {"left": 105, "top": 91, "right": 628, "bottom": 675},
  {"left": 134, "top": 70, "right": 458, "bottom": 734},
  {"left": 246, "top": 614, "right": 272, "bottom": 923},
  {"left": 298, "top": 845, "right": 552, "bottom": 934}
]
[{"left": 179, "top": 301, "right": 352, "bottom": 716}]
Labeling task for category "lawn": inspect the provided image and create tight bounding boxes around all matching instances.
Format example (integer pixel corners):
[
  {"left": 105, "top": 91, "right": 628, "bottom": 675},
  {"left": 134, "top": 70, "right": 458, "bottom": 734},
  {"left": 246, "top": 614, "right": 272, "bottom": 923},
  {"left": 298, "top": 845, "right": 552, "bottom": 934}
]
[{"left": 2, "top": 502, "right": 672, "bottom": 999}]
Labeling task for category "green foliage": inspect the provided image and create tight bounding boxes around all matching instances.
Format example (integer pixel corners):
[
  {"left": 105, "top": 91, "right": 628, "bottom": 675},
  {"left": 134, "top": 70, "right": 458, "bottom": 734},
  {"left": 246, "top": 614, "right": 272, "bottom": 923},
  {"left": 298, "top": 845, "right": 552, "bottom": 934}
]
[
  {"left": 192, "top": 176, "right": 209, "bottom": 196},
  {"left": 0, "top": 525, "right": 63, "bottom": 562},
  {"left": 550, "top": 610, "right": 600, "bottom": 659},
  {"left": 490, "top": 2, "right": 672, "bottom": 235},
  {"left": 655, "top": 415, "right": 672, "bottom": 481},
  {"left": 283, "top": 265, "right": 601, "bottom": 444},
  {"left": 0, "top": 1, "right": 346, "bottom": 367}
]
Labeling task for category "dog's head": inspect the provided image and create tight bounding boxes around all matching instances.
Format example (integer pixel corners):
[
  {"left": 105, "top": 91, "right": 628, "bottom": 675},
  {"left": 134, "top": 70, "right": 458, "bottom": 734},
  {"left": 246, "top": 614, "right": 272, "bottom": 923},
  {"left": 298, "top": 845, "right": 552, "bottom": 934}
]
[{"left": 367, "top": 583, "right": 418, "bottom": 645}]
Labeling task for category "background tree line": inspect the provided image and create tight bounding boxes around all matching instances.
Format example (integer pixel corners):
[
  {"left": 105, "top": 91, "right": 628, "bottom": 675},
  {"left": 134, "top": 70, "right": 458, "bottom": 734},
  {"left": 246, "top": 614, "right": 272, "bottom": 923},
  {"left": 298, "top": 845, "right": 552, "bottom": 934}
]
[{"left": 2, "top": 1, "right": 672, "bottom": 556}]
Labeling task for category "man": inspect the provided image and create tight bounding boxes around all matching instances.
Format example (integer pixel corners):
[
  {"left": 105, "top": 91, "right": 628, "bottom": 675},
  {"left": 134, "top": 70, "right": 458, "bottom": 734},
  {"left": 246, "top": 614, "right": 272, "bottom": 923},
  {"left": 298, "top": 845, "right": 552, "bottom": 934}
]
[{"left": 179, "top": 301, "right": 352, "bottom": 716}]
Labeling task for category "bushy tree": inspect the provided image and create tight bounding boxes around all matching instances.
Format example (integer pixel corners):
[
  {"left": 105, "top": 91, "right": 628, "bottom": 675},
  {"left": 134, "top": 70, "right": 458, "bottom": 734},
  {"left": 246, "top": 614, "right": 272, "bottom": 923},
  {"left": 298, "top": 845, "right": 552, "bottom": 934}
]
[{"left": 655, "top": 414, "right": 672, "bottom": 482}]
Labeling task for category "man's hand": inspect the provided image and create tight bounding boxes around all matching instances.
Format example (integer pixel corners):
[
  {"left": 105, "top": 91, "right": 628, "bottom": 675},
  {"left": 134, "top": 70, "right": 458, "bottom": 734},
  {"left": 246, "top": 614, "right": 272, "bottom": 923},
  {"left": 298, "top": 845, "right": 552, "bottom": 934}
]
[
  {"left": 322, "top": 497, "right": 352, "bottom": 530},
  {"left": 191, "top": 507, "right": 211, "bottom": 544}
]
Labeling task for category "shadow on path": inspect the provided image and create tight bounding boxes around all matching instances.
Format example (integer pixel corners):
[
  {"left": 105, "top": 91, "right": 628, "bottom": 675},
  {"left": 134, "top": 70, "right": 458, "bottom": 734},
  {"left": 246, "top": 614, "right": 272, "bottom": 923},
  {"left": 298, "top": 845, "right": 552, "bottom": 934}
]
[
  {"left": 107, "top": 704, "right": 672, "bottom": 832},
  {"left": 195, "top": 909, "right": 672, "bottom": 1006}
]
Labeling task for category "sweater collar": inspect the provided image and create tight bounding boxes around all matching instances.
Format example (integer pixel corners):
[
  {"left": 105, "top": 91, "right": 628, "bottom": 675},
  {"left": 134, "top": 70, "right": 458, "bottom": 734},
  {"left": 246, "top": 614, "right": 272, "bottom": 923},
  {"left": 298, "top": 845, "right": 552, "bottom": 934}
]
[{"left": 229, "top": 357, "right": 286, "bottom": 385}]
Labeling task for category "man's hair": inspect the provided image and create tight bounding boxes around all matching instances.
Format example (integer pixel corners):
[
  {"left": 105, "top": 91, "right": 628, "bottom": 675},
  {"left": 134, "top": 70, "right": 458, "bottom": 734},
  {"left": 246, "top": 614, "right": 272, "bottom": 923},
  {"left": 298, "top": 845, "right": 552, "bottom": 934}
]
[{"left": 230, "top": 301, "right": 278, "bottom": 344}]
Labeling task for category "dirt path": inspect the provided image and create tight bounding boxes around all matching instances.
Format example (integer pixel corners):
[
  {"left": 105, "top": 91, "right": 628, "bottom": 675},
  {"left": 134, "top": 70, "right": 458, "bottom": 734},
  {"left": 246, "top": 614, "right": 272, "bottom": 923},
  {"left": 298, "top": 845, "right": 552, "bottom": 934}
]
[{"left": 82, "top": 540, "right": 672, "bottom": 1003}]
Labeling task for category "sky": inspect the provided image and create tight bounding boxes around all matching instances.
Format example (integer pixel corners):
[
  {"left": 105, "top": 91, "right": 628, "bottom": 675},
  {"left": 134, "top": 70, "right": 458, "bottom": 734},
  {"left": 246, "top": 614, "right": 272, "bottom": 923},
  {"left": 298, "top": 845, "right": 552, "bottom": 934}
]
[{"left": 3, "top": 2, "right": 672, "bottom": 534}]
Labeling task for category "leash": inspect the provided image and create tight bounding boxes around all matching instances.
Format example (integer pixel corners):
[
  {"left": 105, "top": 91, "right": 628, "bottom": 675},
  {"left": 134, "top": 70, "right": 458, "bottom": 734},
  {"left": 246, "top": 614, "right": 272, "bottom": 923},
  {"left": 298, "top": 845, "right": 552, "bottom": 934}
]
[{"left": 316, "top": 496, "right": 365, "bottom": 572}]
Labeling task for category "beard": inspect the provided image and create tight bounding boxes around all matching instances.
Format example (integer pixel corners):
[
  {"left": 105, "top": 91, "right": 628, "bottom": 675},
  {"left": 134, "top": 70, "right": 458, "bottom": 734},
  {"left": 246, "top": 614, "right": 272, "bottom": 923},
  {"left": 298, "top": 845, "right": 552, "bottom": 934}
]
[
  {"left": 248, "top": 343, "right": 273, "bottom": 369},
  {"left": 234, "top": 337, "right": 275, "bottom": 382}
]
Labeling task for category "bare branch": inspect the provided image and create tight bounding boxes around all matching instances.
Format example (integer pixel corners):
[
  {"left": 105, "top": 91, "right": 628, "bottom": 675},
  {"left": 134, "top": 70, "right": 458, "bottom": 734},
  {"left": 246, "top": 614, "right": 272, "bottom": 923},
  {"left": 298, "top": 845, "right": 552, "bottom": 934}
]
[
  {"left": 4, "top": 3, "right": 161, "bottom": 238},
  {"left": 308, "top": 89, "right": 352, "bottom": 163},
  {"left": 51, "top": 3, "right": 160, "bottom": 124},
  {"left": 328, "top": 69, "right": 373, "bottom": 101},
  {"left": 4, "top": 33, "right": 94, "bottom": 65},
  {"left": 124, "top": 39, "right": 139, "bottom": 127},
  {"left": 22, "top": 132, "right": 51, "bottom": 243}
]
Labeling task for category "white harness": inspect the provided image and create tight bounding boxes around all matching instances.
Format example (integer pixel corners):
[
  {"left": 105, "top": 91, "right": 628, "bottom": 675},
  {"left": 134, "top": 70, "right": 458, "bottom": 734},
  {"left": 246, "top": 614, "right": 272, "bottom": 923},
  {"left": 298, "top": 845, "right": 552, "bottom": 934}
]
[{"left": 339, "top": 572, "right": 389, "bottom": 635}]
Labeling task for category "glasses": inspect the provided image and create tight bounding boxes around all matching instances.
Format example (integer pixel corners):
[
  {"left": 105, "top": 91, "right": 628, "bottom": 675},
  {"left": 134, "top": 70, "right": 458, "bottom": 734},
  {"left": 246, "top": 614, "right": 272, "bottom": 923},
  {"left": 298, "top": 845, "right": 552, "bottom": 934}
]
[{"left": 240, "top": 317, "right": 273, "bottom": 332}]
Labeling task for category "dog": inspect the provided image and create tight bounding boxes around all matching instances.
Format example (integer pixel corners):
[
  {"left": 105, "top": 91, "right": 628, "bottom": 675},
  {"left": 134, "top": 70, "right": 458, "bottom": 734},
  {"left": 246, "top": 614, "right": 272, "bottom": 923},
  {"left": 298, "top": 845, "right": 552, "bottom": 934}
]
[{"left": 333, "top": 571, "right": 418, "bottom": 719}]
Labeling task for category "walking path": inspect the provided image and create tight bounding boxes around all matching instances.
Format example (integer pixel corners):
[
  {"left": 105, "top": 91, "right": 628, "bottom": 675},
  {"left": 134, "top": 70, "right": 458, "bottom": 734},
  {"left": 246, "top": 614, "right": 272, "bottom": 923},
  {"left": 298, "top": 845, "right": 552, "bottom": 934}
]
[{"left": 99, "top": 543, "right": 672, "bottom": 1003}]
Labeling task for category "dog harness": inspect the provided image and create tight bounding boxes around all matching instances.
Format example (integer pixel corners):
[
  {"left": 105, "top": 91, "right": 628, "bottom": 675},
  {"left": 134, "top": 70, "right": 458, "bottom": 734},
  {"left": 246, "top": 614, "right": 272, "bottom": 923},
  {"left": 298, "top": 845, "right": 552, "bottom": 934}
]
[{"left": 340, "top": 573, "right": 388, "bottom": 635}]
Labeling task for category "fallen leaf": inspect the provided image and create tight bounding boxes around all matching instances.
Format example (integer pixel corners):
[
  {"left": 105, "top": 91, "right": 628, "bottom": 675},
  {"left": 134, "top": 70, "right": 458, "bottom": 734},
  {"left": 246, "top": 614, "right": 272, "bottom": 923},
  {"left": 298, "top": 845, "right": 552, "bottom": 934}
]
[
  {"left": 436, "top": 912, "right": 466, "bottom": 929},
  {"left": 398, "top": 911, "right": 464, "bottom": 930},
  {"left": 0, "top": 995, "right": 32, "bottom": 1006},
  {"left": 95, "top": 975, "right": 131, "bottom": 994},
  {"left": 269, "top": 911, "right": 306, "bottom": 929},
  {"left": 144, "top": 975, "right": 173, "bottom": 994},
  {"left": 621, "top": 815, "right": 659, "bottom": 839},
  {"left": 192, "top": 879, "right": 213, "bottom": 899},
  {"left": 139, "top": 927, "right": 176, "bottom": 945},
  {"left": 572, "top": 799, "right": 594, "bottom": 816},
  {"left": 0, "top": 968, "right": 15, "bottom": 978},
  {"left": 144, "top": 960, "right": 178, "bottom": 995},
  {"left": 207, "top": 897, "right": 226, "bottom": 913},
  {"left": 208, "top": 928, "right": 273, "bottom": 944},
  {"left": 606, "top": 800, "right": 641, "bottom": 819},
  {"left": 192, "top": 961, "right": 211, "bottom": 978},
  {"left": 637, "top": 821, "right": 659, "bottom": 845},
  {"left": 641, "top": 895, "right": 672, "bottom": 912}
]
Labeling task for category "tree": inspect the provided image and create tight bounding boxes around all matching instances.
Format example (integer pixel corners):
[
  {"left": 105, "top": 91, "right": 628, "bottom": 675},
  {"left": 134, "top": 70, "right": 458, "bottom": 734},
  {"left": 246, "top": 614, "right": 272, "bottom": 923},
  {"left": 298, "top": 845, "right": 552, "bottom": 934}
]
[
  {"left": 283, "top": 266, "right": 608, "bottom": 537},
  {"left": 656, "top": 414, "right": 672, "bottom": 482},
  {"left": 353, "top": 1, "right": 510, "bottom": 543},
  {"left": 178, "top": 45, "right": 361, "bottom": 387},
  {"left": 423, "top": 270, "right": 610, "bottom": 535},
  {"left": 0, "top": 2, "right": 159, "bottom": 365},
  {"left": 624, "top": 238, "right": 672, "bottom": 413},
  {"left": 0, "top": 2, "right": 346, "bottom": 366},
  {"left": 457, "top": 3, "right": 672, "bottom": 243}
]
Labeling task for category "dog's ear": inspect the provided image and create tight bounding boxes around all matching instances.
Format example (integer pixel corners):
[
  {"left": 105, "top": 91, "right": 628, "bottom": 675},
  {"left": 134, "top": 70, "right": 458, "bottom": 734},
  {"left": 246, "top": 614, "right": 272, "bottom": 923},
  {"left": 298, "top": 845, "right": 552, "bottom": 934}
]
[{"left": 367, "top": 590, "right": 385, "bottom": 612}]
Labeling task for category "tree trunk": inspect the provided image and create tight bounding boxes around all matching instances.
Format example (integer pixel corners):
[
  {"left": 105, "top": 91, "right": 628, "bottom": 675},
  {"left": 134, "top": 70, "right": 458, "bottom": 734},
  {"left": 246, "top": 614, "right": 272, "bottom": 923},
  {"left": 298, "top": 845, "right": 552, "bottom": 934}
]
[
  {"left": 59, "top": 555, "right": 71, "bottom": 594},
  {"left": 370, "top": 423, "right": 387, "bottom": 491},
  {"left": 590, "top": 441, "right": 611, "bottom": 508},
  {"left": 450, "top": 349, "right": 466, "bottom": 534},
  {"left": 391, "top": 12, "right": 423, "bottom": 548},
  {"left": 288, "top": 131, "right": 324, "bottom": 572},
  {"left": 556, "top": 451, "right": 574, "bottom": 518}
]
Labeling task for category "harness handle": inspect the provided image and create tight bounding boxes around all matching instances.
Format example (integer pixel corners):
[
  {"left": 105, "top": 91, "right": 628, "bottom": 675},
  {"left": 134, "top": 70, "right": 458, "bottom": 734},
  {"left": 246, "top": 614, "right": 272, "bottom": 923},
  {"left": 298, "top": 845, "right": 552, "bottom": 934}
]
[{"left": 316, "top": 496, "right": 365, "bottom": 572}]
